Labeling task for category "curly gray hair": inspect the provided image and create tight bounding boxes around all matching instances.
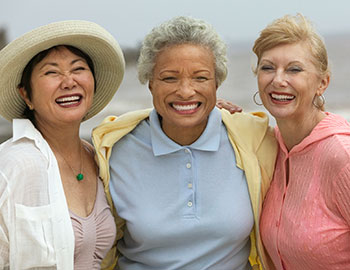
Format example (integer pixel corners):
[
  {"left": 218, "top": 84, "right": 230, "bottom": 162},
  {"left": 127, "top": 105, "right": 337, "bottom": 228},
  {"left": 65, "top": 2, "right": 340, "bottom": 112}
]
[{"left": 137, "top": 16, "right": 228, "bottom": 86}]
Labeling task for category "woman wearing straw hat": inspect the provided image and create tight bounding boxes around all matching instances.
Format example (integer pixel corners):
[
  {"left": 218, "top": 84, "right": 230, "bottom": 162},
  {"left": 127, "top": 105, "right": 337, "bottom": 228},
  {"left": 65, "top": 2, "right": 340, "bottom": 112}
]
[{"left": 0, "top": 21, "right": 124, "bottom": 269}]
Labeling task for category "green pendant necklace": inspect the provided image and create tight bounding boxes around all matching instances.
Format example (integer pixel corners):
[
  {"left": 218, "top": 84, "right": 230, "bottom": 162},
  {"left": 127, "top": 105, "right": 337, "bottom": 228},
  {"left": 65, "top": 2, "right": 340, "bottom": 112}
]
[{"left": 54, "top": 142, "right": 84, "bottom": 181}]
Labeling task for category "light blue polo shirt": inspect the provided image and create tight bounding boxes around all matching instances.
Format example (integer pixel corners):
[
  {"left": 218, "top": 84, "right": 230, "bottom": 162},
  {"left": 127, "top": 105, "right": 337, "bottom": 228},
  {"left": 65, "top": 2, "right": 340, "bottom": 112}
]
[{"left": 109, "top": 108, "right": 253, "bottom": 270}]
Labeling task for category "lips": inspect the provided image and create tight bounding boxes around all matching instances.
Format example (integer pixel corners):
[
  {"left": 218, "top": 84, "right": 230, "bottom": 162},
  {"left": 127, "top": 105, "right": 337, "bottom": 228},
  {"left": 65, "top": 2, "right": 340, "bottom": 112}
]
[{"left": 55, "top": 95, "right": 82, "bottom": 107}]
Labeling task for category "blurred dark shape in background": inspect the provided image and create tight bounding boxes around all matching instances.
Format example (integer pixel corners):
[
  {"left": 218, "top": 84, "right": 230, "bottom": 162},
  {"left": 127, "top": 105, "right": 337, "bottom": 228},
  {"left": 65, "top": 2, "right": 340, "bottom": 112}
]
[
  {"left": 122, "top": 43, "right": 141, "bottom": 66},
  {"left": 0, "top": 27, "right": 12, "bottom": 143},
  {"left": 0, "top": 28, "right": 7, "bottom": 50}
]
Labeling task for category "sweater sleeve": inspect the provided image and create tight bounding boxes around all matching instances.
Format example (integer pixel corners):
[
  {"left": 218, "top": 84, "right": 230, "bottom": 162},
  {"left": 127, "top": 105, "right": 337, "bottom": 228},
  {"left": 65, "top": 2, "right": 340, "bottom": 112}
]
[{"left": 333, "top": 163, "right": 350, "bottom": 226}]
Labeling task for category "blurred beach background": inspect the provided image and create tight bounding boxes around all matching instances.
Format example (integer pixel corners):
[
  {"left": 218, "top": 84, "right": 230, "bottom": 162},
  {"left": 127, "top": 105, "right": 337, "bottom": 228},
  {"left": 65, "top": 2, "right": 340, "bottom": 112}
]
[{"left": 1, "top": 0, "right": 350, "bottom": 143}]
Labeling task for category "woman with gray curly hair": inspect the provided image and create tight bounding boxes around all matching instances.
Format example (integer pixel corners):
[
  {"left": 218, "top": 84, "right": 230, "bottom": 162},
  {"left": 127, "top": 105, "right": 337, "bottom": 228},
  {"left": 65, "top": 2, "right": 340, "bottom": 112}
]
[{"left": 93, "top": 16, "right": 277, "bottom": 270}]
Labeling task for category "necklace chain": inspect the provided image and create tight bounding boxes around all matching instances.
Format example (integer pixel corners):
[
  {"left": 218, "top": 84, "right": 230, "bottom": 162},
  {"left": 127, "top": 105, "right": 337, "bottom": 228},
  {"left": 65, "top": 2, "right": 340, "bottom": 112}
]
[{"left": 53, "top": 141, "right": 84, "bottom": 181}]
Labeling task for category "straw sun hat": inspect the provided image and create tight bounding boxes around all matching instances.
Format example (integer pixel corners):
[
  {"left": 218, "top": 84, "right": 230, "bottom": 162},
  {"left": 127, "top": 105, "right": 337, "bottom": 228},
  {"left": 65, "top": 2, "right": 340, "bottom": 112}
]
[{"left": 0, "top": 20, "right": 125, "bottom": 121}]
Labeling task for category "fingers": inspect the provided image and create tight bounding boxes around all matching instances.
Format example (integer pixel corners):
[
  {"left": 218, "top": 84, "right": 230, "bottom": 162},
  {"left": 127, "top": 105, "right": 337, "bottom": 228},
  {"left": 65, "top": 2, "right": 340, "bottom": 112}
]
[{"left": 216, "top": 98, "right": 242, "bottom": 114}]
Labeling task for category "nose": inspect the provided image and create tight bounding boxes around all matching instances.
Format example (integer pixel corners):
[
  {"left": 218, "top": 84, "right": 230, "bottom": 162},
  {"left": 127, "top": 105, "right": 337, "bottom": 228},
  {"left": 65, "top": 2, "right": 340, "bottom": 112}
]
[
  {"left": 176, "top": 79, "right": 196, "bottom": 99},
  {"left": 271, "top": 70, "right": 288, "bottom": 88},
  {"left": 60, "top": 73, "right": 77, "bottom": 90}
]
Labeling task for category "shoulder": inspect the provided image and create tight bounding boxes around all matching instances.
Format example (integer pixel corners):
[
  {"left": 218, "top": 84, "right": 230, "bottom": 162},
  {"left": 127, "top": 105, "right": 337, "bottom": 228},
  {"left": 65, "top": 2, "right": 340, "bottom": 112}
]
[
  {"left": 221, "top": 109, "right": 275, "bottom": 151},
  {"left": 111, "top": 118, "right": 151, "bottom": 159},
  {"left": 319, "top": 134, "right": 350, "bottom": 167},
  {"left": 0, "top": 138, "right": 48, "bottom": 182},
  {"left": 92, "top": 108, "right": 152, "bottom": 150},
  {"left": 221, "top": 109, "right": 270, "bottom": 127},
  {"left": 0, "top": 137, "right": 46, "bottom": 163},
  {"left": 94, "top": 108, "right": 152, "bottom": 132},
  {"left": 318, "top": 134, "right": 350, "bottom": 198}
]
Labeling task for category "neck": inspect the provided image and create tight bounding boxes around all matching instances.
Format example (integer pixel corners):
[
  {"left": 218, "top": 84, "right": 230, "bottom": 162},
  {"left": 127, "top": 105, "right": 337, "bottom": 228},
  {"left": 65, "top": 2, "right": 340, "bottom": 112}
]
[
  {"left": 162, "top": 124, "right": 206, "bottom": 146},
  {"left": 276, "top": 110, "right": 326, "bottom": 151},
  {"left": 37, "top": 120, "right": 82, "bottom": 153}
]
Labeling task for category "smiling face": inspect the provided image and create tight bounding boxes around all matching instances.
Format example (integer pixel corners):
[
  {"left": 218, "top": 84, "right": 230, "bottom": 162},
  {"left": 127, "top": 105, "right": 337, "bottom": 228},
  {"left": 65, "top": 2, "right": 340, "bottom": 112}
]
[
  {"left": 20, "top": 46, "right": 95, "bottom": 130},
  {"left": 257, "top": 42, "right": 329, "bottom": 124},
  {"left": 149, "top": 43, "right": 217, "bottom": 143}
]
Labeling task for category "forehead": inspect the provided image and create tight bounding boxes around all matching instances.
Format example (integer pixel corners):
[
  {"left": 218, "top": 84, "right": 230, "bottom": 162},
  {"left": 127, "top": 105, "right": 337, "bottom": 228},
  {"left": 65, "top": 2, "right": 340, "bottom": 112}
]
[
  {"left": 261, "top": 42, "right": 313, "bottom": 63},
  {"left": 155, "top": 44, "right": 215, "bottom": 67}
]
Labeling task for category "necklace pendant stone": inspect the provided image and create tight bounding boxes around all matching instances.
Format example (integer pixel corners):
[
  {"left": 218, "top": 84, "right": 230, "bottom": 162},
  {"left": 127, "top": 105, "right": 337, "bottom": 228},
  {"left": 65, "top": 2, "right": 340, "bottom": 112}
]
[{"left": 76, "top": 173, "right": 84, "bottom": 181}]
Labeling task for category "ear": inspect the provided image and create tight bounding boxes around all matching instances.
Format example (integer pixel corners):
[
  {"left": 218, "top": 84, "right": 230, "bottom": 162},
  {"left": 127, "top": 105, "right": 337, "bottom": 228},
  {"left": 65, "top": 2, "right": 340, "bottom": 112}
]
[
  {"left": 317, "top": 73, "right": 330, "bottom": 96},
  {"left": 148, "top": 81, "right": 153, "bottom": 93},
  {"left": 19, "top": 87, "right": 34, "bottom": 110}
]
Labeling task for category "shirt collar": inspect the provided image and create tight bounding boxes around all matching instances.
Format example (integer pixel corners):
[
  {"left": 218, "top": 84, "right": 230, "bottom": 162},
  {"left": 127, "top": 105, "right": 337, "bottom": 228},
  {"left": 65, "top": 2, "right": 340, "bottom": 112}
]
[
  {"left": 12, "top": 119, "right": 50, "bottom": 155},
  {"left": 13, "top": 119, "right": 41, "bottom": 141},
  {"left": 150, "top": 107, "right": 222, "bottom": 156}
]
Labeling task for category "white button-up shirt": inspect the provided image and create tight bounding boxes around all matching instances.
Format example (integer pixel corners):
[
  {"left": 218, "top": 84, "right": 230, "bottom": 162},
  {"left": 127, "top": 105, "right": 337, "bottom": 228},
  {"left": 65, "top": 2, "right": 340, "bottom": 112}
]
[{"left": 0, "top": 119, "right": 74, "bottom": 269}]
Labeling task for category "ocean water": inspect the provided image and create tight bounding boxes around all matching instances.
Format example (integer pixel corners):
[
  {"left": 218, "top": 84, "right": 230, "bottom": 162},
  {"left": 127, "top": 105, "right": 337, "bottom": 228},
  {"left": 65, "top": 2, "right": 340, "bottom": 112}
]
[{"left": 1, "top": 36, "right": 349, "bottom": 143}]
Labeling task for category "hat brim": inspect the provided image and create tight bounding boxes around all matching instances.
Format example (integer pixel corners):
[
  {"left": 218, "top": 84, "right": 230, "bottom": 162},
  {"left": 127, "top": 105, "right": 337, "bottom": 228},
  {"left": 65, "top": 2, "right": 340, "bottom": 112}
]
[{"left": 0, "top": 20, "right": 125, "bottom": 122}]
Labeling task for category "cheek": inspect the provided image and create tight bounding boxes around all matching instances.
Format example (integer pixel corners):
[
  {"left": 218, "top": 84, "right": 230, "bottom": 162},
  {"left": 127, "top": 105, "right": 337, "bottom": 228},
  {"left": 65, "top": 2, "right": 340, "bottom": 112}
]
[
  {"left": 151, "top": 85, "right": 171, "bottom": 105},
  {"left": 83, "top": 76, "right": 95, "bottom": 92},
  {"left": 30, "top": 83, "right": 47, "bottom": 104},
  {"left": 208, "top": 89, "right": 217, "bottom": 104},
  {"left": 257, "top": 75, "right": 267, "bottom": 89}
]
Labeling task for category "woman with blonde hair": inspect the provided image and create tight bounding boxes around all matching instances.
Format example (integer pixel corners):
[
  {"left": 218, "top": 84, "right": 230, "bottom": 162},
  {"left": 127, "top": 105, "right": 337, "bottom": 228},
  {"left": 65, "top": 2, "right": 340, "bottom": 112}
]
[{"left": 253, "top": 14, "right": 350, "bottom": 269}]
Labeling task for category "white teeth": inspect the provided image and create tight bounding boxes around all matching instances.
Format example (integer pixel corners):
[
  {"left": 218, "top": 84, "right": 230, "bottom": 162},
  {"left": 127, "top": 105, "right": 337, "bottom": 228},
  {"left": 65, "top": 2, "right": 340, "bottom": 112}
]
[
  {"left": 56, "top": 96, "right": 80, "bottom": 103},
  {"left": 60, "top": 101, "right": 78, "bottom": 106},
  {"left": 271, "top": 93, "right": 294, "bottom": 101},
  {"left": 172, "top": 103, "right": 199, "bottom": 111}
]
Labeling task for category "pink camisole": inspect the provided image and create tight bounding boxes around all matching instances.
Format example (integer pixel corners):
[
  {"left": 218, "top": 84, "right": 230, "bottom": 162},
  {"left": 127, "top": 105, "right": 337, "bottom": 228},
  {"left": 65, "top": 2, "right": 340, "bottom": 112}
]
[{"left": 70, "top": 179, "right": 116, "bottom": 269}]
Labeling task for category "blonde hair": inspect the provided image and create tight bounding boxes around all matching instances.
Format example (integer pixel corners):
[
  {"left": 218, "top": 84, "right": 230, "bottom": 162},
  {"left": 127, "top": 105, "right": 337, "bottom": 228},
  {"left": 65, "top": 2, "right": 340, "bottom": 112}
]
[{"left": 253, "top": 13, "right": 330, "bottom": 77}]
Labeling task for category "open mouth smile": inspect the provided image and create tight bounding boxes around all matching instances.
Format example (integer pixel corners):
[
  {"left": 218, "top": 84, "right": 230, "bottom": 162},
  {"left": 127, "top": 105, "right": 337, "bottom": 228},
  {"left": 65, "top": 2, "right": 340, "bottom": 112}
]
[
  {"left": 171, "top": 102, "right": 201, "bottom": 111},
  {"left": 56, "top": 95, "right": 82, "bottom": 107},
  {"left": 270, "top": 93, "right": 295, "bottom": 102}
]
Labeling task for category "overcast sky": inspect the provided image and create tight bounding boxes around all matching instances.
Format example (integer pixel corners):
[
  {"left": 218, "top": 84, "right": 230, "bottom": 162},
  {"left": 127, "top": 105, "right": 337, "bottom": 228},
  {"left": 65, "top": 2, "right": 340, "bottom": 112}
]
[{"left": 1, "top": 0, "right": 350, "bottom": 48}]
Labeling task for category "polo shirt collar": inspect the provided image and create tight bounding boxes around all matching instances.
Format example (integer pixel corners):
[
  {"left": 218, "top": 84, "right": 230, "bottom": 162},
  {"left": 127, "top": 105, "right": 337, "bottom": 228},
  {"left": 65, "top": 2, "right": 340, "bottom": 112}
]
[{"left": 150, "top": 107, "right": 222, "bottom": 156}]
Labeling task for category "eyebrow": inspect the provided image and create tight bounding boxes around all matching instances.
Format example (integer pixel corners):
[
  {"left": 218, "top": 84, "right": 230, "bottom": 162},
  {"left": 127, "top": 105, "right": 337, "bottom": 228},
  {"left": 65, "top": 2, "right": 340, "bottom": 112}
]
[
  {"left": 38, "top": 58, "right": 86, "bottom": 70},
  {"left": 260, "top": 59, "right": 303, "bottom": 65},
  {"left": 159, "top": 69, "right": 211, "bottom": 75},
  {"left": 193, "top": 70, "right": 211, "bottom": 74}
]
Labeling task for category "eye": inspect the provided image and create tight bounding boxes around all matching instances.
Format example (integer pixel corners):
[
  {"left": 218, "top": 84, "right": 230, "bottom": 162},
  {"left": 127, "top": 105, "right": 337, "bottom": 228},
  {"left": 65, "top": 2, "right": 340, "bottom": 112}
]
[
  {"left": 44, "top": 70, "right": 58, "bottom": 75},
  {"left": 260, "top": 65, "right": 274, "bottom": 71},
  {"left": 73, "top": 66, "right": 88, "bottom": 72},
  {"left": 161, "top": 76, "right": 177, "bottom": 82},
  {"left": 194, "top": 76, "right": 208, "bottom": 82},
  {"left": 287, "top": 66, "right": 303, "bottom": 73}
]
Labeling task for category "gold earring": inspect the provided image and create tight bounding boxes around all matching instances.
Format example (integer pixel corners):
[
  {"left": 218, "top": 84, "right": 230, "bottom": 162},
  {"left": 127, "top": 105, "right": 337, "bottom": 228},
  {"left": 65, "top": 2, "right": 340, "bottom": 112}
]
[{"left": 28, "top": 104, "right": 33, "bottom": 110}]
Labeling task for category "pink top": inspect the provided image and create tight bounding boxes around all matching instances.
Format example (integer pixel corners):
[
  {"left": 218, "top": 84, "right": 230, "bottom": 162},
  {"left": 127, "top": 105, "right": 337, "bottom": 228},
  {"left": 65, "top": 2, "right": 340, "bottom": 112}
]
[
  {"left": 70, "top": 179, "right": 116, "bottom": 270},
  {"left": 260, "top": 113, "right": 350, "bottom": 270}
]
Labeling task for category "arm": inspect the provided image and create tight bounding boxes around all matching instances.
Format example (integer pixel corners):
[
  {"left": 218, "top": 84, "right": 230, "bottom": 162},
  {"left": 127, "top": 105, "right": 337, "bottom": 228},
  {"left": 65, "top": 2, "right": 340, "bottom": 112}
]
[
  {"left": 0, "top": 171, "right": 9, "bottom": 268},
  {"left": 333, "top": 163, "right": 350, "bottom": 225}
]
